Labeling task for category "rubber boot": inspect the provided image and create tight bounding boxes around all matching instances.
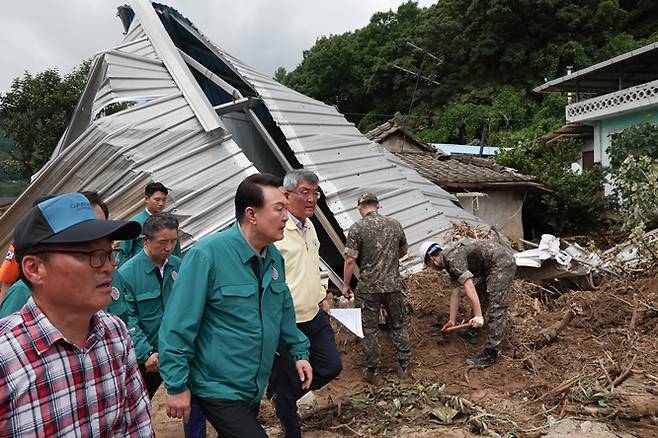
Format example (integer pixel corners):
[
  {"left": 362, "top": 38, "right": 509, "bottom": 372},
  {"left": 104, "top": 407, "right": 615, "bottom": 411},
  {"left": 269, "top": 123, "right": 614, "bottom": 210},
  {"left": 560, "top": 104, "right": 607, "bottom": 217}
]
[{"left": 466, "top": 348, "right": 498, "bottom": 367}]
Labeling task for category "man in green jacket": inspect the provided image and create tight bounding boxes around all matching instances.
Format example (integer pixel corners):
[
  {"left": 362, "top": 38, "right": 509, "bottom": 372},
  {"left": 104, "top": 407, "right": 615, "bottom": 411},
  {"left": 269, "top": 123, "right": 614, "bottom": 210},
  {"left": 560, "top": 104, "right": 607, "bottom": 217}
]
[
  {"left": 119, "top": 213, "right": 206, "bottom": 437},
  {"left": 117, "top": 182, "right": 181, "bottom": 266},
  {"left": 120, "top": 213, "right": 181, "bottom": 397},
  {"left": 159, "top": 173, "right": 312, "bottom": 438}
]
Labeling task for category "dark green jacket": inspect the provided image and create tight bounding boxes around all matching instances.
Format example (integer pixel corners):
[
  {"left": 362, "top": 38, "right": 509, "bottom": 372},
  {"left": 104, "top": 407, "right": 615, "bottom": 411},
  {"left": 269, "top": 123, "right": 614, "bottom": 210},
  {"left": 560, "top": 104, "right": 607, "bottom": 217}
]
[
  {"left": 118, "top": 250, "right": 181, "bottom": 363},
  {"left": 158, "top": 223, "right": 310, "bottom": 404}
]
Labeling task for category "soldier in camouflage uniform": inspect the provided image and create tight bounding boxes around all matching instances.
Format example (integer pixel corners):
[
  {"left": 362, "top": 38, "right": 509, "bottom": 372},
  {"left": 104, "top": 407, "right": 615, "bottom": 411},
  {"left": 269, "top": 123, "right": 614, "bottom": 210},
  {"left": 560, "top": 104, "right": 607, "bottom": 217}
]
[
  {"left": 342, "top": 193, "right": 412, "bottom": 384},
  {"left": 420, "top": 238, "right": 516, "bottom": 367}
]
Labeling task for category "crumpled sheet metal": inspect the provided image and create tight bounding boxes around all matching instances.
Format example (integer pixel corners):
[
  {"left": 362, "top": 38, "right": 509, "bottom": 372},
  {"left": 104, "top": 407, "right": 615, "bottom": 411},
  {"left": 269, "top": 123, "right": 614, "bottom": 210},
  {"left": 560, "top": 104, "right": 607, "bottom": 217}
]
[{"left": 515, "top": 234, "right": 602, "bottom": 281}]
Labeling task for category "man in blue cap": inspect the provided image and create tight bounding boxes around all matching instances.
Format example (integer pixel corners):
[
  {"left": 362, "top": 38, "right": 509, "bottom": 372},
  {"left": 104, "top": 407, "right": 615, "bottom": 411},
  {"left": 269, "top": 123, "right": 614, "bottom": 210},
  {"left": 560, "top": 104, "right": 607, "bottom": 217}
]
[
  {"left": 0, "top": 192, "right": 130, "bottom": 321},
  {"left": 0, "top": 193, "right": 152, "bottom": 436}
]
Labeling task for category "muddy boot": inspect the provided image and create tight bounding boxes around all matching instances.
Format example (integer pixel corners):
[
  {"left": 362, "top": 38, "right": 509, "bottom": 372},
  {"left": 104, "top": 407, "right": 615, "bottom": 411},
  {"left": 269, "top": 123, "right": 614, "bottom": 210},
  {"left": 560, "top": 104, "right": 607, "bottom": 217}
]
[
  {"left": 466, "top": 348, "right": 497, "bottom": 367},
  {"left": 459, "top": 327, "right": 480, "bottom": 345},
  {"left": 396, "top": 365, "right": 414, "bottom": 382},
  {"left": 363, "top": 368, "right": 382, "bottom": 385}
]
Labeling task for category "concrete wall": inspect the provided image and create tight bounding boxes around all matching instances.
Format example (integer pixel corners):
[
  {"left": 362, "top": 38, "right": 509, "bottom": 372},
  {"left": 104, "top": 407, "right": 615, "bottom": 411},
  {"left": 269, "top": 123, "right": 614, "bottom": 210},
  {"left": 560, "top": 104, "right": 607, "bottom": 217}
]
[{"left": 456, "top": 189, "right": 525, "bottom": 241}]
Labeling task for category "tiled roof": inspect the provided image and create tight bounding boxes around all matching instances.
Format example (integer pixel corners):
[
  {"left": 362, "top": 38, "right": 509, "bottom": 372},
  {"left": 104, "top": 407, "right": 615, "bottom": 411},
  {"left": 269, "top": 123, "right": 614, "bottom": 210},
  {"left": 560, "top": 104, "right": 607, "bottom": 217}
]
[
  {"left": 393, "top": 152, "right": 544, "bottom": 190},
  {"left": 364, "top": 112, "right": 438, "bottom": 153}
]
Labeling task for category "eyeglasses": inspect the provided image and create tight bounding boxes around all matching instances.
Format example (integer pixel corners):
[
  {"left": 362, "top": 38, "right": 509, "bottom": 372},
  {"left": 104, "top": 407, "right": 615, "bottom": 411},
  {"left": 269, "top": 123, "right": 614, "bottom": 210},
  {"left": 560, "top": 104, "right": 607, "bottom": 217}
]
[
  {"left": 290, "top": 190, "right": 322, "bottom": 200},
  {"left": 31, "top": 248, "right": 124, "bottom": 268}
]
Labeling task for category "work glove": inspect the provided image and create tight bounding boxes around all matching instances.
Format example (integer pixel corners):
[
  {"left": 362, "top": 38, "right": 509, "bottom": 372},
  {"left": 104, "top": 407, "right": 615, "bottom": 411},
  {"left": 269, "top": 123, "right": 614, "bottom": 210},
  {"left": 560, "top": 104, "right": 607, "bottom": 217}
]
[{"left": 469, "top": 315, "right": 484, "bottom": 328}]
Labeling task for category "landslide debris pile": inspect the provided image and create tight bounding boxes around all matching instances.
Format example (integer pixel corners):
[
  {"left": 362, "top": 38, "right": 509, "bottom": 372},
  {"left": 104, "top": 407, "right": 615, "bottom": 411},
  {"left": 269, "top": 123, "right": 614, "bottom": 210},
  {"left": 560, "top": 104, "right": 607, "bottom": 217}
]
[{"left": 290, "top": 269, "right": 658, "bottom": 437}]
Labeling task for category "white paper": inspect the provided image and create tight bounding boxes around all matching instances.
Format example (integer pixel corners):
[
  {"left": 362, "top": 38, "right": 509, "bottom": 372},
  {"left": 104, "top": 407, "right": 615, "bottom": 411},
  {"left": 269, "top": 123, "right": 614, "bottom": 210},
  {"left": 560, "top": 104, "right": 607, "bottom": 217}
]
[{"left": 328, "top": 308, "right": 364, "bottom": 338}]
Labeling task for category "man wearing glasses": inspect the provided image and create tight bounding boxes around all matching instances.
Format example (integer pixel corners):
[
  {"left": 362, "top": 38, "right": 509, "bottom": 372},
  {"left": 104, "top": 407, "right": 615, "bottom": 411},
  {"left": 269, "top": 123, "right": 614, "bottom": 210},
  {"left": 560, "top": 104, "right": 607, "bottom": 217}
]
[
  {"left": 268, "top": 169, "right": 342, "bottom": 437},
  {"left": 0, "top": 192, "right": 153, "bottom": 436},
  {"left": 0, "top": 192, "right": 130, "bottom": 321}
]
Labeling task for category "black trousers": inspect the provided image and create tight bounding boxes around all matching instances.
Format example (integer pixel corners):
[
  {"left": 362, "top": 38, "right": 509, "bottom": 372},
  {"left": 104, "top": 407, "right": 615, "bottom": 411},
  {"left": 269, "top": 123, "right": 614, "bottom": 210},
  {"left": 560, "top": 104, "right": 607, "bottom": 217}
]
[
  {"left": 194, "top": 397, "right": 267, "bottom": 438},
  {"left": 138, "top": 363, "right": 163, "bottom": 399},
  {"left": 268, "top": 310, "right": 342, "bottom": 437}
]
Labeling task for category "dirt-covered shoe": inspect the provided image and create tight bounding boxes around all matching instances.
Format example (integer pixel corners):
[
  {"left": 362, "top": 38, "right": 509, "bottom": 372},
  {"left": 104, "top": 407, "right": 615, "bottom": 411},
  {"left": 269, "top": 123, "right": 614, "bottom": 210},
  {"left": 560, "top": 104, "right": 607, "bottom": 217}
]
[
  {"left": 363, "top": 368, "right": 382, "bottom": 385},
  {"left": 396, "top": 365, "right": 414, "bottom": 382},
  {"left": 466, "top": 348, "right": 498, "bottom": 367}
]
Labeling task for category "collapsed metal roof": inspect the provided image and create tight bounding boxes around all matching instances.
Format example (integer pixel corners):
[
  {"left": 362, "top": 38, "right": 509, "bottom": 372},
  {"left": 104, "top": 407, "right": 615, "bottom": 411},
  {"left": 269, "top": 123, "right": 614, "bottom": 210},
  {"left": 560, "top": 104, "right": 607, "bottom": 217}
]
[{"left": 0, "top": 0, "right": 485, "bottom": 277}]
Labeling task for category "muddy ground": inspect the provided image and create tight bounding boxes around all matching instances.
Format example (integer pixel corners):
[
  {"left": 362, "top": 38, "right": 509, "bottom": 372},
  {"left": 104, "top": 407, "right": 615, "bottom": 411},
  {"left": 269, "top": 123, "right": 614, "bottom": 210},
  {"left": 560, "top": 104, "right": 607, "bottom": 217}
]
[{"left": 152, "top": 268, "right": 658, "bottom": 437}]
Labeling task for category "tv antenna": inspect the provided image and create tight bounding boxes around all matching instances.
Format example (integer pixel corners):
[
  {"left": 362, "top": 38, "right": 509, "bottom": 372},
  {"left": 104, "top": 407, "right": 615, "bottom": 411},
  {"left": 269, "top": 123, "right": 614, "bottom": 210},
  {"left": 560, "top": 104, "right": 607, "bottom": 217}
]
[{"left": 394, "top": 42, "right": 443, "bottom": 114}]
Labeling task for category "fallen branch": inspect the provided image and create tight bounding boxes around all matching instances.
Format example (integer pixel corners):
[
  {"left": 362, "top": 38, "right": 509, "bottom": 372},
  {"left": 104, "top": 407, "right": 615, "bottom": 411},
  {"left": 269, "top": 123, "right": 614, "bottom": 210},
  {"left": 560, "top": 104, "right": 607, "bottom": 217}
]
[
  {"left": 538, "top": 375, "right": 581, "bottom": 401},
  {"left": 533, "top": 309, "right": 576, "bottom": 348},
  {"left": 610, "top": 355, "right": 637, "bottom": 391},
  {"left": 627, "top": 296, "right": 643, "bottom": 340}
]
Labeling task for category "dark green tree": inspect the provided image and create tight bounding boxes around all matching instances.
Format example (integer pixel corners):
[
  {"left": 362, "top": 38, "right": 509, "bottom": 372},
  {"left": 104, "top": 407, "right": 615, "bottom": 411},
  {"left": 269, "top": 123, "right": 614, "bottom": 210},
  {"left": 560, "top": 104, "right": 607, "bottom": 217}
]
[
  {"left": 273, "top": 66, "right": 288, "bottom": 83},
  {"left": 0, "top": 61, "right": 90, "bottom": 179}
]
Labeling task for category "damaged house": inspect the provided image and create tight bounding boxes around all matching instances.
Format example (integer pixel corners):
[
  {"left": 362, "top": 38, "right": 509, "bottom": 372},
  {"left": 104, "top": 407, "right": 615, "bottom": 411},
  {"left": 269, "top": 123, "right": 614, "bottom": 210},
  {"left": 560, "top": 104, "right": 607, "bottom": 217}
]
[
  {"left": 0, "top": 0, "right": 486, "bottom": 283},
  {"left": 366, "top": 114, "right": 544, "bottom": 242}
]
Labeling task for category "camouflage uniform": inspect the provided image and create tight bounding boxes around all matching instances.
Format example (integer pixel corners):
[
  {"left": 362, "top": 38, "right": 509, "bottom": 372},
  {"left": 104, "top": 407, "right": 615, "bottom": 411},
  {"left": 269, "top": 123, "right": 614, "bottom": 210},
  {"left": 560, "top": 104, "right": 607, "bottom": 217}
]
[
  {"left": 344, "top": 211, "right": 411, "bottom": 369},
  {"left": 442, "top": 238, "right": 516, "bottom": 351}
]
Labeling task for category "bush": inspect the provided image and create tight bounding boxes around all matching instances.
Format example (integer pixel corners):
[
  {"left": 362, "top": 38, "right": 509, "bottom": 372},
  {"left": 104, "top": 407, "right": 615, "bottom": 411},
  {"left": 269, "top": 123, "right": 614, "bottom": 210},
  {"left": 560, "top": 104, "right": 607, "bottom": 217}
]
[
  {"left": 608, "top": 123, "right": 658, "bottom": 230},
  {"left": 495, "top": 138, "right": 608, "bottom": 235}
]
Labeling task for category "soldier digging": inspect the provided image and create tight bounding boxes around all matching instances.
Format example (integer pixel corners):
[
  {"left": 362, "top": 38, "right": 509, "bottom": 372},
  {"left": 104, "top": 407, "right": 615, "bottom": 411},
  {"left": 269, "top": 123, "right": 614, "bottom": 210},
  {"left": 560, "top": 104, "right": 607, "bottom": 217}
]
[{"left": 420, "top": 238, "right": 516, "bottom": 367}]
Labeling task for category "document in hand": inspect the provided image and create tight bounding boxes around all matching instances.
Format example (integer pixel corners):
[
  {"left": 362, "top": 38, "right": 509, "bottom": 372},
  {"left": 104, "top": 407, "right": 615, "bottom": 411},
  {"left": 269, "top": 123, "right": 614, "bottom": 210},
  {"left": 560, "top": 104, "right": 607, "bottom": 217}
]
[{"left": 328, "top": 308, "right": 364, "bottom": 338}]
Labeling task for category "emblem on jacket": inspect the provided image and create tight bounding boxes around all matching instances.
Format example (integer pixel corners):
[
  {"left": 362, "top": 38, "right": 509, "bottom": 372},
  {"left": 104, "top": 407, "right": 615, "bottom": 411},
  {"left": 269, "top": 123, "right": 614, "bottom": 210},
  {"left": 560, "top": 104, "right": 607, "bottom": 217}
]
[
  {"left": 171, "top": 271, "right": 177, "bottom": 281},
  {"left": 111, "top": 287, "right": 120, "bottom": 301},
  {"left": 272, "top": 267, "right": 279, "bottom": 281}
]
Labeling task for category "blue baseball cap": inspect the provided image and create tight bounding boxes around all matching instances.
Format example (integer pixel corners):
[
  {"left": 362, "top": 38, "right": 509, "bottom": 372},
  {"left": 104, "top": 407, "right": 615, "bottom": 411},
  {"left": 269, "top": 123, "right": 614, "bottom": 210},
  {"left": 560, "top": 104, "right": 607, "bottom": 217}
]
[{"left": 14, "top": 192, "right": 141, "bottom": 261}]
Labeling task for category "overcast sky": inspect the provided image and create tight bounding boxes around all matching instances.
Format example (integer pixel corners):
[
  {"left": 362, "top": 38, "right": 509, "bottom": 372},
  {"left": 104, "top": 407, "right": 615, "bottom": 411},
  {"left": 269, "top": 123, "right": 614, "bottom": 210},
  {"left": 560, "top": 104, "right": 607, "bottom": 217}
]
[{"left": 0, "top": 0, "right": 436, "bottom": 93}]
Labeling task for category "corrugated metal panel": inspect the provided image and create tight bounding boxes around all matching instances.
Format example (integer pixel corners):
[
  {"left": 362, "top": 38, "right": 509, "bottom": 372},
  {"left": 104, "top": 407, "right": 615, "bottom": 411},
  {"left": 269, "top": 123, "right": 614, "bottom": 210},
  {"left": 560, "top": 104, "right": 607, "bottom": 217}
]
[
  {"left": 92, "top": 51, "right": 179, "bottom": 116},
  {"left": 0, "top": 7, "right": 256, "bottom": 251},
  {"left": 1, "top": 0, "right": 485, "bottom": 274},
  {"left": 215, "top": 51, "right": 486, "bottom": 254}
]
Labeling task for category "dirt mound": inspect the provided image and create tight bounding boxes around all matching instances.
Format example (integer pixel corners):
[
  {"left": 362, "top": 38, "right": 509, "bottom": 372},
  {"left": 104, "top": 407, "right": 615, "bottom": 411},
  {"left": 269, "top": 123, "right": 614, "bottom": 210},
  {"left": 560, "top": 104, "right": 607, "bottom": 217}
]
[{"left": 274, "top": 269, "right": 658, "bottom": 437}]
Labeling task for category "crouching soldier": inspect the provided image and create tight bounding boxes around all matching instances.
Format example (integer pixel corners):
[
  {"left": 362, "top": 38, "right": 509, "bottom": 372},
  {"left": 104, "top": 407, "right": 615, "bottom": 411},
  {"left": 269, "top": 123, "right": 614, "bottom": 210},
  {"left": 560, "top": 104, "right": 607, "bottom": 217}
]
[{"left": 420, "top": 238, "right": 516, "bottom": 367}]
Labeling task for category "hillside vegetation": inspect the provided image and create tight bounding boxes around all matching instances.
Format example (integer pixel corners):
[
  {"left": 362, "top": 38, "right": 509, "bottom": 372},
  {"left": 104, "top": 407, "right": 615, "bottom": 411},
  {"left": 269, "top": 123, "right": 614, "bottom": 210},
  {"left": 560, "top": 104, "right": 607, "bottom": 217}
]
[{"left": 279, "top": 0, "right": 658, "bottom": 147}]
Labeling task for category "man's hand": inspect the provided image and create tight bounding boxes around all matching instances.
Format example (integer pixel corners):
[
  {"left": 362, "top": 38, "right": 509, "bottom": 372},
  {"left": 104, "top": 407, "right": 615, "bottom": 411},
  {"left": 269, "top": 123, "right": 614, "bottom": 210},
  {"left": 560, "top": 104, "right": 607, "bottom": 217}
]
[
  {"left": 145, "top": 352, "right": 159, "bottom": 373},
  {"left": 469, "top": 315, "right": 484, "bottom": 328},
  {"left": 341, "top": 284, "right": 352, "bottom": 299},
  {"left": 166, "top": 389, "right": 191, "bottom": 422},
  {"left": 320, "top": 297, "right": 332, "bottom": 312},
  {"left": 441, "top": 320, "right": 455, "bottom": 332},
  {"left": 295, "top": 360, "right": 313, "bottom": 391}
]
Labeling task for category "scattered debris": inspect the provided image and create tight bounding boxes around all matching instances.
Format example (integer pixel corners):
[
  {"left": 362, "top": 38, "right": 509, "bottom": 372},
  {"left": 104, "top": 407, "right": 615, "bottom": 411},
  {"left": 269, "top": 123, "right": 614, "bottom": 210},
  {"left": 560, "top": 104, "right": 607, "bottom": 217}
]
[{"left": 516, "top": 234, "right": 605, "bottom": 288}]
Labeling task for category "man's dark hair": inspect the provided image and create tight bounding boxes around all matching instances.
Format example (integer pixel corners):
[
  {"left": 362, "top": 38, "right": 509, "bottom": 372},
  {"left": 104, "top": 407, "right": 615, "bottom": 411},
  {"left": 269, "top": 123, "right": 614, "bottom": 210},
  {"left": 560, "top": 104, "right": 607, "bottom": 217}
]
[
  {"left": 81, "top": 191, "right": 109, "bottom": 219},
  {"left": 143, "top": 213, "right": 179, "bottom": 238},
  {"left": 235, "top": 174, "right": 283, "bottom": 223},
  {"left": 145, "top": 182, "right": 168, "bottom": 197}
]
